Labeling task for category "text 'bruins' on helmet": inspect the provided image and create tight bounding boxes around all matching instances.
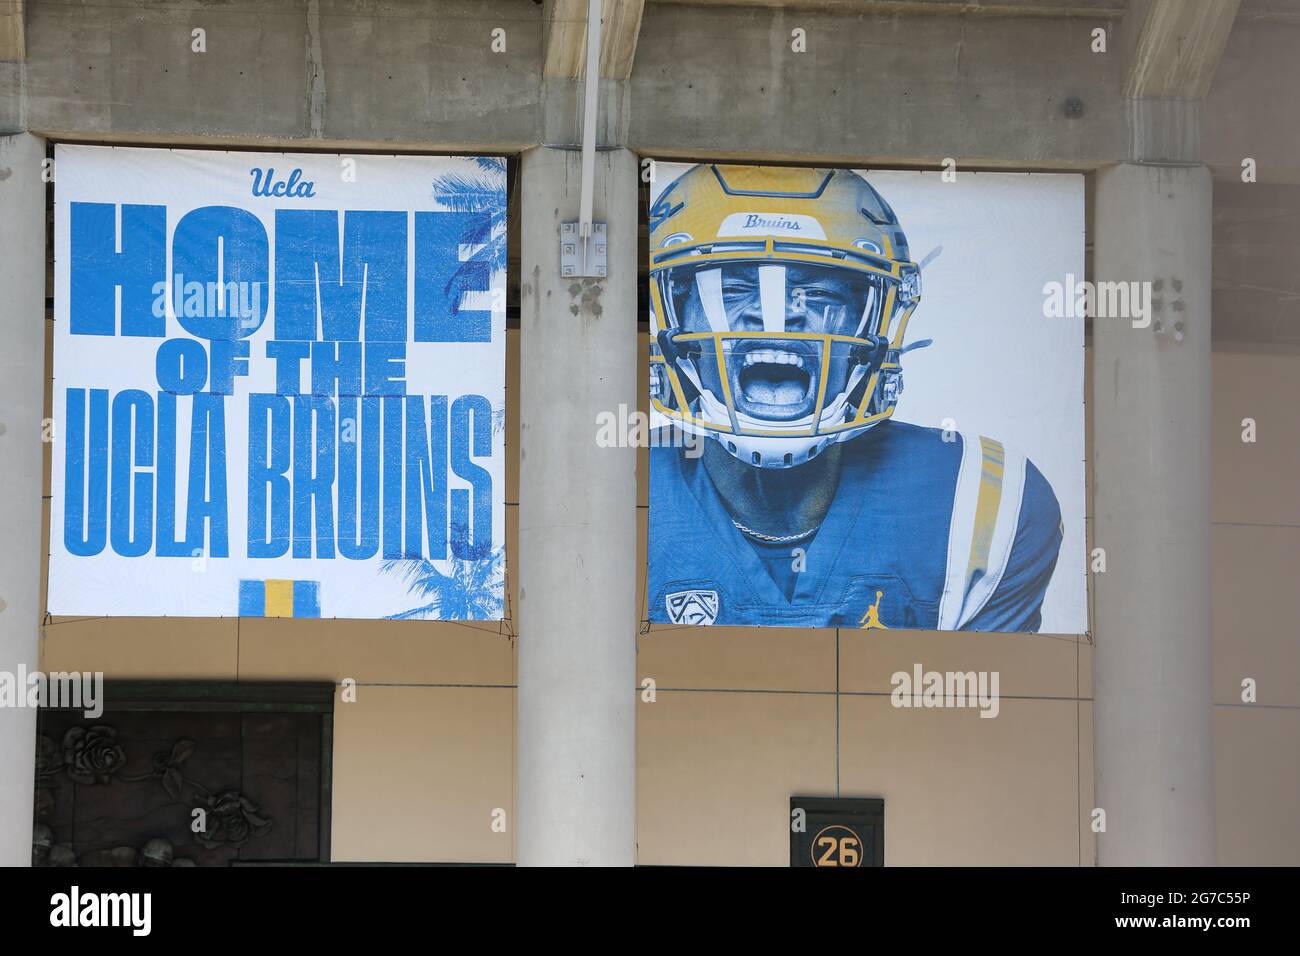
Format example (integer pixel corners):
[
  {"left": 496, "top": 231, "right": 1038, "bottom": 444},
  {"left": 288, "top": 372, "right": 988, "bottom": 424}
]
[{"left": 649, "top": 164, "right": 922, "bottom": 469}]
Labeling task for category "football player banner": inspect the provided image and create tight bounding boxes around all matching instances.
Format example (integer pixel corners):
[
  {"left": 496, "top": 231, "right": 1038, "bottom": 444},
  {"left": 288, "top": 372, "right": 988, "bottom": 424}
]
[
  {"left": 647, "top": 163, "right": 1087, "bottom": 633},
  {"left": 50, "top": 146, "right": 506, "bottom": 620}
]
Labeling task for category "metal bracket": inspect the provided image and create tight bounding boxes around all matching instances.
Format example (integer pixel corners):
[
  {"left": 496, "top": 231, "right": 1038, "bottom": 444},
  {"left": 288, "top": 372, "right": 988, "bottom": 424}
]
[{"left": 560, "top": 221, "right": 607, "bottom": 278}]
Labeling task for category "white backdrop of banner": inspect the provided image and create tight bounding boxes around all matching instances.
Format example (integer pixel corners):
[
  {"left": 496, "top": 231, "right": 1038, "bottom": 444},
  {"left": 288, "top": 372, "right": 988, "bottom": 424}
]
[
  {"left": 647, "top": 163, "right": 1086, "bottom": 634},
  {"left": 50, "top": 146, "right": 506, "bottom": 620}
]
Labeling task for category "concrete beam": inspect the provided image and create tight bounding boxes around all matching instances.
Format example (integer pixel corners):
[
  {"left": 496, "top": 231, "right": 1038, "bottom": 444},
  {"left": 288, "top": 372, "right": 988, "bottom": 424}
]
[
  {"left": 0, "top": 1, "right": 23, "bottom": 62},
  {"left": 656, "top": 0, "right": 1127, "bottom": 17},
  {"left": 1124, "top": 0, "right": 1240, "bottom": 99},
  {"left": 9, "top": 0, "right": 544, "bottom": 149},
  {"left": 1238, "top": 2, "right": 1300, "bottom": 24},
  {"left": 10, "top": 0, "right": 1141, "bottom": 166},
  {"left": 545, "top": 0, "right": 646, "bottom": 79},
  {"left": 631, "top": 0, "right": 1126, "bottom": 166}
]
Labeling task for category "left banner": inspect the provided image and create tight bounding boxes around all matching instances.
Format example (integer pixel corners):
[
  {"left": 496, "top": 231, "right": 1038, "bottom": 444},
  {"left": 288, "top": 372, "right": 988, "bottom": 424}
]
[{"left": 50, "top": 146, "right": 507, "bottom": 620}]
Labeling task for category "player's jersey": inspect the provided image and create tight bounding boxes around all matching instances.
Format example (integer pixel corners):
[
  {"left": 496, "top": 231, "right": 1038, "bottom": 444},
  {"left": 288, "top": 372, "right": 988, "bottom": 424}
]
[{"left": 648, "top": 420, "right": 1063, "bottom": 631}]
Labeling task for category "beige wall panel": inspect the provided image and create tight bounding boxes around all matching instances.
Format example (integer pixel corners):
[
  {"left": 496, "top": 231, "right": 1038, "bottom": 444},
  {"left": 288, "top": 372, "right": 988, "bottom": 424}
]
[
  {"left": 839, "top": 695, "right": 1081, "bottom": 865},
  {"left": 639, "top": 627, "right": 836, "bottom": 693},
  {"left": 1211, "top": 523, "right": 1300, "bottom": 708},
  {"left": 331, "top": 685, "right": 514, "bottom": 863},
  {"left": 840, "top": 628, "right": 1086, "bottom": 701},
  {"left": 1214, "top": 704, "right": 1300, "bottom": 866},
  {"left": 1211, "top": 349, "right": 1300, "bottom": 526},
  {"left": 236, "top": 617, "right": 513, "bottom": 685},
  {"left": 637, "top": 690, "right": 836, "bottom": 866},
  {"left": 1078, "top": 699, "right": 1096, "bottom": 866},
  {"left": 1077, "top": 637, "right": 1092, "bottom": 705},
  {"left": 41, "top": 616, "right": 239, "bottom": 680}
]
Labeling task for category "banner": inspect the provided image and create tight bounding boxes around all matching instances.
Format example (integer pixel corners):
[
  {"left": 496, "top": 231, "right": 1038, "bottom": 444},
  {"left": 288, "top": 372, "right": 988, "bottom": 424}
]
[
  {"left": 646, "top": 163, "right": 1086, "bottom": 633},
  {"left": 50, "top": 146, "right": 506, "bottom": 620}
]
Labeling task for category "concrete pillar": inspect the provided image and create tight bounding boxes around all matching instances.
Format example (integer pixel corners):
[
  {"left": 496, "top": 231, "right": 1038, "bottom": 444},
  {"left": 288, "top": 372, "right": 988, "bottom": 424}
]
[
  {"left": 1092, "top": 162, "right": 1215, "bottom": 865},
  {"left": 0, "top": 132, "right": 47, "bottom": 867},
  {"left": 516, "top": 146, "right": 637, "bottom": 866}
]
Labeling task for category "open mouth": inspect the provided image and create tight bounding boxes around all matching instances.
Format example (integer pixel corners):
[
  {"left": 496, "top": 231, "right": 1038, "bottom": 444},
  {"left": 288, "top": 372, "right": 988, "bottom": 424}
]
[{"left": 730, "top": 346, "right": 820, "bottom": 421}]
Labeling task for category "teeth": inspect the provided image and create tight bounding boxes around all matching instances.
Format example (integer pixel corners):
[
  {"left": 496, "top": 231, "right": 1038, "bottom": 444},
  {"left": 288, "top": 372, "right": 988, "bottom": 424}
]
[{"left": 742, "top": 350, "right": 805, "bottom": 367}]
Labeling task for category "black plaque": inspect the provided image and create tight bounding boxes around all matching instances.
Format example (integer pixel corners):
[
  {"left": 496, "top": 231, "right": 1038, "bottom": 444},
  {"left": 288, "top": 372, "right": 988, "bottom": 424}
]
[
  {"left": 33, "top": 681, "right": 333, "bottom": 867},
  {"left": 790, "top": 796, "right": 884, "bottom": 867}
]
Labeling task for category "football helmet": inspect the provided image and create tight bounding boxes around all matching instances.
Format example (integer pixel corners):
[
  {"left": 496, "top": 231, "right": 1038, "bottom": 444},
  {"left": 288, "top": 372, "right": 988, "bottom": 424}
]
[{"left": 649, "top": 164, "right": 922, "bottom": 469}]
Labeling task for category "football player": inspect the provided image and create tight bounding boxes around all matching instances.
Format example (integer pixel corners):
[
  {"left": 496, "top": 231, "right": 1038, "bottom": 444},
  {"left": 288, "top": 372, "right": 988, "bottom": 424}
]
[{"left": 647, "top": 164, "right": 1064, "bottom": 630}]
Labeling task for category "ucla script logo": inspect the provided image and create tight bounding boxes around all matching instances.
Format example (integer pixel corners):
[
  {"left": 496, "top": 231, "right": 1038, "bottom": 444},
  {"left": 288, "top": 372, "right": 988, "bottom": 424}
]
[{"left": 249, "top": 167, "right": 316, "bottom": 198}]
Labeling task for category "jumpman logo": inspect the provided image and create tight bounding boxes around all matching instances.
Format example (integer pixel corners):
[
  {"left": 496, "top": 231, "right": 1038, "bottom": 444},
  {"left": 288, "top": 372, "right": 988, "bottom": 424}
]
[{"left": 859, "top": 590, "right": 889, "bottom": 630}]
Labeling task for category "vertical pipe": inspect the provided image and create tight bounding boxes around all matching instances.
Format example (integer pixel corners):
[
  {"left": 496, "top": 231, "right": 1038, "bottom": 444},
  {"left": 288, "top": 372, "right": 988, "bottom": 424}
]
[{"left": 578, "top": 0, "right": 602, "bottom": 239}]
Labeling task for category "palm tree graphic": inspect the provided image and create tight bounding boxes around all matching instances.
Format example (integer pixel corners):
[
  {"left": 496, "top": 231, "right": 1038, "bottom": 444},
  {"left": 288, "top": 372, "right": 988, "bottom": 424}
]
[
  {"left": 431, "top": 156, "right": 507, "bottom": 315},
  {"left": 383, "top": 159, "right": 508, "bottom": 621},
  {"left": 381, "top": 528, "right": 504, "bottom": 621}
]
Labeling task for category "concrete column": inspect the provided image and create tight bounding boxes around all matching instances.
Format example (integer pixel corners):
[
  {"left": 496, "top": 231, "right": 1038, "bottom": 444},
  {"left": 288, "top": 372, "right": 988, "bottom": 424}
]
[
  {"left": 516, "top": 147, "right": 637, "bottom": 866},
  {"left": 1092, "top": 162, "right": 1215, "bottom": 865},
  {"left": 0, "top": 132, "right": 47, "bottom": 867}
]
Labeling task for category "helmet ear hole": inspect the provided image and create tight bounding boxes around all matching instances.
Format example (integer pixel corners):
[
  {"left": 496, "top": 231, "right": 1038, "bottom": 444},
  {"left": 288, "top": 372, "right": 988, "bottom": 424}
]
[{"left": 649, "top": 362, "right": 669, "bottom": 404}]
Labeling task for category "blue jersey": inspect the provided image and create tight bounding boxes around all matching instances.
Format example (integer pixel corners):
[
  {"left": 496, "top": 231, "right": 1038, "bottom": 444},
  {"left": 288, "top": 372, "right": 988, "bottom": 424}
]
[{"left": 648, "top": 421, "right": 1063, "bottom": 631}]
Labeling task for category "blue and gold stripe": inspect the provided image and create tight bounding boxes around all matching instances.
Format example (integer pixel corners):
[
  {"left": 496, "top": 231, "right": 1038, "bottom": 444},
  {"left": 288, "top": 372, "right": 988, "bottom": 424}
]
[
  {"left": 966, "top": 437, "right": 1006, "bottom": 592},
  {"left": 238, "top": 579, "right": 321, "bottom": 618}
]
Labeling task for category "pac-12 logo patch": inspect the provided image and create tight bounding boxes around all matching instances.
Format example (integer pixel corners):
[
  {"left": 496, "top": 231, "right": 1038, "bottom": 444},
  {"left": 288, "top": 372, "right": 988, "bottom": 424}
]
[{"left": 665, "top": 589, "right": 719, "bottom": 626}]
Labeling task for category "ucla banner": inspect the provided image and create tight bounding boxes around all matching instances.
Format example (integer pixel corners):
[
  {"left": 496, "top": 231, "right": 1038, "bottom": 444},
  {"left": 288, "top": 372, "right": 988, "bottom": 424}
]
[
  {"left": 647, "top": 164, "right": 1086, "bottom": 634},
  {"left": 50, "top": 146, "right": 506, "bottom": 620}
]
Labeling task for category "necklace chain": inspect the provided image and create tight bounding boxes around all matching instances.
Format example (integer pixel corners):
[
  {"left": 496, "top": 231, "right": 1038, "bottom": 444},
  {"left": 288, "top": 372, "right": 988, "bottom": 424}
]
[{"left": 730, "top": 519, "right": 820, "bottom": 544}]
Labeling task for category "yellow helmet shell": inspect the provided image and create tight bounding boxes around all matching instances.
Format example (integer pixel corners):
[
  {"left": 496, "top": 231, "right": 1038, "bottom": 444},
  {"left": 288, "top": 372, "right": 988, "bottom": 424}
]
[
  {"left": 650, "top": 164, "right": 911, "bottom": 269},
  {"left": 648, "top": 165, "right": 922, "bottom": 469}
]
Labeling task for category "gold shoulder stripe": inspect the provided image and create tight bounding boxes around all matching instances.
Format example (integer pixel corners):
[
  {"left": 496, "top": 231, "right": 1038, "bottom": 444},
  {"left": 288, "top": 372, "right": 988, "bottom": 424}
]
[{"left": 966, "top": 437, "right": 1006, "bottom": 591}]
